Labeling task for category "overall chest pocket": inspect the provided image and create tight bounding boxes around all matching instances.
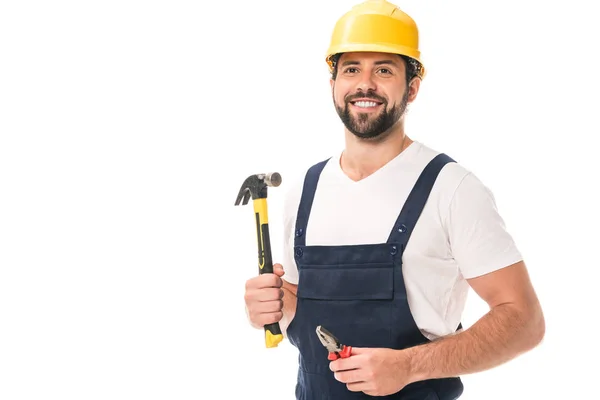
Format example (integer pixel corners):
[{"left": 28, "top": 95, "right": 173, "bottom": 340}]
[
  {"left": 293, "top": 244, "right": 398, "bottom": 349},
  {"left": 295, "top": 243, "right": 398, "bottom": 301},
  {"left": 298, "top": 262, "right": 394, "bottom": 301}
]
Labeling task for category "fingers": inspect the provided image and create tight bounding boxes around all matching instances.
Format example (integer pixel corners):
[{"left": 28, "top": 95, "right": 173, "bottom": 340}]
[
  {"left": 252, "top": 299, "right": 284, "bottom": 313},
  {"left": 248, "top": 310, "right": 284, "bottom": 327},
  {"left": 329, "top": 355, "right": 361, "bottom": 372},
  {"left": 245, "top": 287, "right": 284, "bottom": 303},
  {"left": 347, "top": 347, "right": 364, "bottom": 354},
  {"left": 244, "top": 293, "right": 283, "bottom": 327},
  {"left": 245, "top": 273, "right": 282, "bottom": 290},
  {"left": 332, "top": 364, "right": 373, "bottom": 393},
  {"left": 346, "top": 381, "right": 372, "bottom": 393},
  {"left": 273, "top": 263, "right": 285, "bottom": 277},
  {"left": 244, "top": 266, "right": 286, "bottom": 328},
  {"left": 333, "top": 369, "right": 363, "bottom": 385}
]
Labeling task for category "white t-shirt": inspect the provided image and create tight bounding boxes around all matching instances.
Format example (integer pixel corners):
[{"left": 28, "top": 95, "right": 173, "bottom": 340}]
[{"left": 280, "top": 141, "right": 523, "bottom": 340}]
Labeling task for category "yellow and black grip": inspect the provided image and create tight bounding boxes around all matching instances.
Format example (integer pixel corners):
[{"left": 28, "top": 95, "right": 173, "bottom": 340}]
[{"left": 253, "top": 197, "right": 284, "bottom": 348}]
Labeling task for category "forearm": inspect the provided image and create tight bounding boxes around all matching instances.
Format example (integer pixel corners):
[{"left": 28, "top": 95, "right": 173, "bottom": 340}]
[{"left": 407, "top": 302, "right": 545, "bottom": 381}]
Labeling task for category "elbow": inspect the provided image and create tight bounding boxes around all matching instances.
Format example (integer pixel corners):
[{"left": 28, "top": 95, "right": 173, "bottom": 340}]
[
  {"left": 524, "top": 303, "right": 546, "bottom": 350},
  {"left": 533, "top": 308, "right": 546, "bottom": 346}
]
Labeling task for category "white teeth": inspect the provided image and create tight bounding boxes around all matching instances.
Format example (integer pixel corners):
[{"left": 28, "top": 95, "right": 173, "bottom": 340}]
[{"left": 354, "top": 101, "right": 378, "bottom": 108}]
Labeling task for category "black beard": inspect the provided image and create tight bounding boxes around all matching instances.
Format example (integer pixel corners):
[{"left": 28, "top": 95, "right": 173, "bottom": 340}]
[{"left": 334, "top": 89, "right": 409, "bottom": 140}]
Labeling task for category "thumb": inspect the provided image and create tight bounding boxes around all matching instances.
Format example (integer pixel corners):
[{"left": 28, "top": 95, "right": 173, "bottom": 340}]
[
  {"left": 273, "top": 263, "right": 285, "bottom": 277},
  {"left": 347, "top": 347, "right": 366, "bottom": 355}
]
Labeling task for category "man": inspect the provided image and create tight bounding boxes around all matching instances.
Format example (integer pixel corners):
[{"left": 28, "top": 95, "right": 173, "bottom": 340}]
[{"left": 244, "top": 0, "right": 545, "bottom": 398}]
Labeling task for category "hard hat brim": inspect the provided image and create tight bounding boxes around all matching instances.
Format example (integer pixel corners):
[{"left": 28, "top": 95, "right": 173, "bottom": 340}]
[{"left": 326, "top": 44, "right": 425, "bottom": 78}]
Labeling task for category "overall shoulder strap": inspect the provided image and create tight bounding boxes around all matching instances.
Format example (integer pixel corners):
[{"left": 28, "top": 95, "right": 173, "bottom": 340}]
[
  {"left": 294, "top": 158, "right": 330, "bottom": 247},
  {"left": 387, "top": 153, "right": 456, "bottom": 247}
]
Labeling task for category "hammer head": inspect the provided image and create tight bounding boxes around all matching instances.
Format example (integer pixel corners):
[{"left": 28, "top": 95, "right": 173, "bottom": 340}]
[{"left": 234, "top": 172, "right": 282, "bottom": 205}]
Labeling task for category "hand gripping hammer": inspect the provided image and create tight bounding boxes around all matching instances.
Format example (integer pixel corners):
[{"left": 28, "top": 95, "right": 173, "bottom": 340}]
[{"left": 235, "top": 172, "right": 284, "bottom": 348}]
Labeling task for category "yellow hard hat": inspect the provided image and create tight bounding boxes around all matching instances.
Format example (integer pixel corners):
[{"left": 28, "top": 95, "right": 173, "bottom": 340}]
[{"left": 326, "top": 0, "right": 425, "bottom": 79}]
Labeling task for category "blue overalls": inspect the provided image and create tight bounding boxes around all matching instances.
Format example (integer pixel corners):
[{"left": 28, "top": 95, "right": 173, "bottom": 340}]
[{"left": 286, "top": 153, "right": 464, "bottom": 400}]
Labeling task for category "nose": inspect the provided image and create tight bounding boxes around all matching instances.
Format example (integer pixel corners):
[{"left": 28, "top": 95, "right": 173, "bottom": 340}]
[{"left": 356, "top": 71, "right": 376, "bottom": 92}]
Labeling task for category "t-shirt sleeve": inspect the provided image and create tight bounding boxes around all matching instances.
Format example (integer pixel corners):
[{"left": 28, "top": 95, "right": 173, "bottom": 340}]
[{"left": 446, "top": 172, "right": 523, "bottom": 279}]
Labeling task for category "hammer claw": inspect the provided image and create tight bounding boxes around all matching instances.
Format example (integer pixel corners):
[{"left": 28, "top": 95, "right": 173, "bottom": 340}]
[{"left": 234, "top": 187, "right": 251, "bottom": 206}]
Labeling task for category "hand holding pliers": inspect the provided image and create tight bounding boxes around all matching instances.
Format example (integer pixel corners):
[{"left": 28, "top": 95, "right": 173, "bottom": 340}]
[{"left": 316, "top": 325, "right": 352, "bottom": 360}]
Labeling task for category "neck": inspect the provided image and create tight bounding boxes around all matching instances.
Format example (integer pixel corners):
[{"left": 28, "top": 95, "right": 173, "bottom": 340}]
[{"left": 340, "top": 121, "right": 413, "bottom": 181}]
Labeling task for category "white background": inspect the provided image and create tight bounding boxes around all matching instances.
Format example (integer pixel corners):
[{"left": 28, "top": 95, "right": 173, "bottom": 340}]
[{"left": 1, "top": 0, "right": 598, "bottom": 399}]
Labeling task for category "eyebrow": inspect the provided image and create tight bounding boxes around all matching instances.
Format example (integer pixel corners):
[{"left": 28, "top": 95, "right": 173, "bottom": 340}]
[{"left": 341, "top": 59, "right": 400, "bottom": 67}]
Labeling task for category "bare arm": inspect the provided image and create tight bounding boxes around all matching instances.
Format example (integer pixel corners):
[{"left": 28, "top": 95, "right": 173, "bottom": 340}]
[{"left": 407, "top": 260, "right": 545, "bottom": 381}]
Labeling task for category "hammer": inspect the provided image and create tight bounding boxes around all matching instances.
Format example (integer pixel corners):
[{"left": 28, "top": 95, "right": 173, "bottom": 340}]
[{"left": 235, "top": 172, "right": 284, "bottom": 348}]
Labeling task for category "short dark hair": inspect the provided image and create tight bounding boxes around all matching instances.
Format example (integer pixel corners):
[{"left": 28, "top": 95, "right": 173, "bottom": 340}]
[{"left": 330, "top": 53, "right": 423, "bottom": 84}]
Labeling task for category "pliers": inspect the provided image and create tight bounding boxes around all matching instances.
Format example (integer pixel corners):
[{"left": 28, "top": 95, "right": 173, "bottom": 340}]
[{"left": 316, "top": 325, "right": 352, "bottom": 360}]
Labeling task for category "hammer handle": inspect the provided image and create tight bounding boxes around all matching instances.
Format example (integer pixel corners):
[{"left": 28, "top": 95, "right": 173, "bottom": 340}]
[{"left": 253, "top": 198, "right": 284, "bottom": 348}]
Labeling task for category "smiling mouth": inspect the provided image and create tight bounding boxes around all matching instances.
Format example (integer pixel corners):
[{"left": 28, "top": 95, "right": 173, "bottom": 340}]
[{"left": 350, "top": 100, "right": 382, "bottom": 109}]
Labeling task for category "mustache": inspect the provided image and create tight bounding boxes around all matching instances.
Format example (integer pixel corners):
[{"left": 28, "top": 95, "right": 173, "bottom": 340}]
[{"left": 345, "top": 91, "right": 387, "bottom": 104}]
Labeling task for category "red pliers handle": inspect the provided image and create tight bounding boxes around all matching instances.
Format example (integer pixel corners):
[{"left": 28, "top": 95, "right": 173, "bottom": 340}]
[
  {"left": 316, "top": 325, "right": 353, "bottom": 360},
  {"left": 327, "top": 344, "right": 352, "bottom": 360}
]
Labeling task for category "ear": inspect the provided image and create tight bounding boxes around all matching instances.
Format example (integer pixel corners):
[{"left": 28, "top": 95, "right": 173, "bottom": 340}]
[
  {"left": 407, "top": 77, "right": 421, "bottom": 102},
  {"left": 330, "top": 78, "right": 334, "bottom": 90}
]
